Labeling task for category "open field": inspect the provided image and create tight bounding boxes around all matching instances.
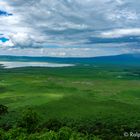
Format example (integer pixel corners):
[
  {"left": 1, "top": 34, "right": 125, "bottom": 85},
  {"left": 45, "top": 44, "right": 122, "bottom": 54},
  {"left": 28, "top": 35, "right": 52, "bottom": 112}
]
[{"left": 0, "top": 64, "right": 140, "bottom": 139}]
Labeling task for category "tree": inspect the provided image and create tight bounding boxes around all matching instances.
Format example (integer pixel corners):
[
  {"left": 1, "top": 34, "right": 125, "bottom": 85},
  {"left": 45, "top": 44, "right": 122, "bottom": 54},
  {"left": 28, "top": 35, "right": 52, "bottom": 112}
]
[
  {"left": 18, "top": 108, "right": 40, "bottom": 133},
  {"left": 0, "top": 104, "right": 8, "bottom": 116}
]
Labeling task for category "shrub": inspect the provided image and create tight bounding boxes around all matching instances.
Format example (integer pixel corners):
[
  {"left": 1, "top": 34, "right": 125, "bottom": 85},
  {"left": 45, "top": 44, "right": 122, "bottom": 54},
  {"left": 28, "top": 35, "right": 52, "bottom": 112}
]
[
  {"left": 44, "top": 119, "right": 62, "bottom": 131},
  {"left": 0, "top": 129, "right": 5, "bottom": 140},
  {"left": 4, "top": 127, "right": 27, "bottom": 140},
  {"left": 38, "top": 131, "right": 58, "bottom": 140},
  {"left": 58, "top": 127, "right": 72, "bottom": 140},
  {"left": 18, "top": 108, "right": 40, "bottom": 133},
  {"left": 0, "top": 105, "right": 8, "bottom": 116}
]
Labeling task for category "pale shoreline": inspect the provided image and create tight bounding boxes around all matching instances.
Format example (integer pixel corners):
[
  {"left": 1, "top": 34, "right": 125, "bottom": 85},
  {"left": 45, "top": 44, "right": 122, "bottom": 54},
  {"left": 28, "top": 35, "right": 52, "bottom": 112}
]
[{"left": 0, "top": 61, "right": 75, "bottom": 69}]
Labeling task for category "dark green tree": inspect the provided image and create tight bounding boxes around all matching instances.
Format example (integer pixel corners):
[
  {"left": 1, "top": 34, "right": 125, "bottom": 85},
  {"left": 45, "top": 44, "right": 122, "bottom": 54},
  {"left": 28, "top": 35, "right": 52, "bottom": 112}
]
[
  {"left": 18, "top": 108, "right": 40, "bottom": 133},
  {"left": 0, "top": 104, "right": 8, "bottom": 116}
]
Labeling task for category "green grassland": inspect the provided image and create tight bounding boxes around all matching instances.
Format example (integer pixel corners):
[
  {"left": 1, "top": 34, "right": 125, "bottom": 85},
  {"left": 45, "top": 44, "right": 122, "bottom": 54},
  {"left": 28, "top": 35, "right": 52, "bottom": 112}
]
[{"left": 0, "top": 64, "right": 140, "bottom": 139}]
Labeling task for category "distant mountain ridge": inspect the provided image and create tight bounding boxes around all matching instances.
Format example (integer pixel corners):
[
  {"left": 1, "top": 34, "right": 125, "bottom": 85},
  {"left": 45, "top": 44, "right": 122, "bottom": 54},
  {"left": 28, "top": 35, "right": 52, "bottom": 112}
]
[{"left": 0, "top": 54, "right": 140, "bottom": 66}]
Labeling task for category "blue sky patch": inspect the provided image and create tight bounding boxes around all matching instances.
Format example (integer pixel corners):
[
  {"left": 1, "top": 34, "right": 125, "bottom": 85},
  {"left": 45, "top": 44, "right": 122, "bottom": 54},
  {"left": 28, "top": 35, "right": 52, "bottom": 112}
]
[
  {"left": 0, "top": 10, "right": 13, "bottom": 16},
  {"left": 0, "top": 37, "right": 9, "bottom": 42}
]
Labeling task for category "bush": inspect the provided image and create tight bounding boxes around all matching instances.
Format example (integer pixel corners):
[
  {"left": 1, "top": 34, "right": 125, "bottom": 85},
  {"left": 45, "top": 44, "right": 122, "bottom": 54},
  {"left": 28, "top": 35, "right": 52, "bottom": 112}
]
[
  {"left": 0, "top": 105, "right": 8, "bottom": 116},
  {"left": 0, "top": 129, "right": 5, "bottom": 140},
  {"left": 44, "top": 119, "right": 63, "bottom": 131},
  {"left": 37, "top": 131, "right": 58, "bottom": 140},
  {"left": 58, "top": 127, "right": 72, "bottom": 140},
  {"left": 28, "top": 128, "right": 101, "bottom": 140},
  {"left": 18, "top": 108, "right": 40, "bottom": 133},
  {"left": 2, "top": 127, "right": 27, "bottom": 140}
]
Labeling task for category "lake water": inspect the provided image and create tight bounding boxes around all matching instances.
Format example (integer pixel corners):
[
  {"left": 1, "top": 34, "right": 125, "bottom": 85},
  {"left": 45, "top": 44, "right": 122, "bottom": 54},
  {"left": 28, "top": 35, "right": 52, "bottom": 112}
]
[{"left": 0, "top": 61, "right": 75, "bottom": 68}]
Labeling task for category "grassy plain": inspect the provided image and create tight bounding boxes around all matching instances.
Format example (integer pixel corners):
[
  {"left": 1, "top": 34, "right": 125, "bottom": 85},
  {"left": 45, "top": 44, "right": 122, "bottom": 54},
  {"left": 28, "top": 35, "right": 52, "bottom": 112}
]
[{"left": 0, "top": 64, "right": 140, "bottom": 139}]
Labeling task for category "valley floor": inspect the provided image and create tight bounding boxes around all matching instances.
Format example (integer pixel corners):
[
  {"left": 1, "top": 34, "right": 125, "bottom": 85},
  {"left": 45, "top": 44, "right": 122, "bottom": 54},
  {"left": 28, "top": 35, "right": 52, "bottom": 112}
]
[{"left": 0, "top": 65, "right": 140, "bottom": 139}]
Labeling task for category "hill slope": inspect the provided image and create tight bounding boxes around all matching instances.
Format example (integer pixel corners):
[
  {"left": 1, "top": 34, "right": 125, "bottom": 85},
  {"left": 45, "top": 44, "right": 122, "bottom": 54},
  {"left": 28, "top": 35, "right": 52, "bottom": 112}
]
[{"left": 0, "top": 53, "right": 139, "bottom": 66}]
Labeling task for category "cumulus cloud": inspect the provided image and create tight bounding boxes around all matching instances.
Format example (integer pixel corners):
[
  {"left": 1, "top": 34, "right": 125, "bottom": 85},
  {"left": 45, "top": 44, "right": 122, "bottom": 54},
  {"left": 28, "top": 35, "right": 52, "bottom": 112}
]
[
  {"left": 0, "top": 0, "right": 140, "bottom": 56},
  {"left": 100, "top": 28, "right": 140, "bottom": 38},
  {"left": 9, "top": 33, "right": 33, "bottom": 48}
]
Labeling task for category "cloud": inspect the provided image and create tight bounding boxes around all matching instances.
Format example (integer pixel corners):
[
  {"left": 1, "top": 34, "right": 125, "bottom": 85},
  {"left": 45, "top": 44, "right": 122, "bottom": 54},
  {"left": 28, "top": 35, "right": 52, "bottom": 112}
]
[
  {"left": 107, "top": 10, "right": 138, "bottom": 23},
  {"left": 0, "top": 0, "right": 140, "bottom": 56},
  {"left": 100, "top": 28, "right": 140, "bottom": 38},
  {"left": 9, "top": 33, "right": 33, "bottom": 48},
  {"left": 0, "top": 46, "right": 131, "bottom": 57}
]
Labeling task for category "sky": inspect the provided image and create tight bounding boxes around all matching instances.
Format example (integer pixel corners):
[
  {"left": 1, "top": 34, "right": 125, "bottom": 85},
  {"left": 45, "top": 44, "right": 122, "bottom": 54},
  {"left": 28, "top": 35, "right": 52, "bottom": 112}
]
[{"left": 0, "top": 0, "right": 140, "bottom": 57}]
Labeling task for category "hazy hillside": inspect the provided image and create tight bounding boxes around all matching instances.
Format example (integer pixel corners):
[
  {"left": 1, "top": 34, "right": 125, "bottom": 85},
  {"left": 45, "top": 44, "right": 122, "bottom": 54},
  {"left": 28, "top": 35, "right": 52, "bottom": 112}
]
[{"left": 0, "top": 54, "right": 140, "bottom": 66}]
